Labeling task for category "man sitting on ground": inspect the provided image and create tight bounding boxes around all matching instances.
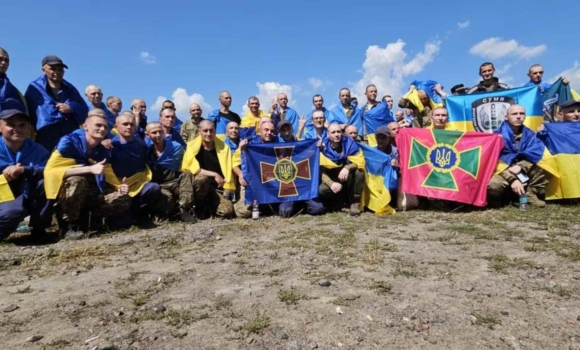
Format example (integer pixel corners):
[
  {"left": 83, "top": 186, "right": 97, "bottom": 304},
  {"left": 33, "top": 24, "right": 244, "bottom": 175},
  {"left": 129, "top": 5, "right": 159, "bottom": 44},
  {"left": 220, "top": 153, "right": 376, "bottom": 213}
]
[
  {"left": 108, "top": 112, "right": 161, "bottom": 226},
  {"left": 44, "top": 110, "right": 131, "bottom": 239},
  {"left": 0, "top": 110, "right": 50, "bottom": 241},
  {"left": 181, "top": 120, "right": 235, "bottom": 219},
  {"left": 145, "top": 122, "right": 196, "bottom": 223},
  {"left": 487, "top": 105, "right": 550, "bottom": 207},
  {"left": 319, "top": 123, "right": 365, "bottom": 216}
]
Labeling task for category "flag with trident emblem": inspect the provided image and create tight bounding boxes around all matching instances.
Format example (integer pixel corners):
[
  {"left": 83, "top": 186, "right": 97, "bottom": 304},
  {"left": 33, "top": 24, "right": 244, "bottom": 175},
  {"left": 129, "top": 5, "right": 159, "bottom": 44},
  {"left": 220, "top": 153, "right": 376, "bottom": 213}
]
[{"left": 398, "top": 128, "right": 504, "bottom": 206}]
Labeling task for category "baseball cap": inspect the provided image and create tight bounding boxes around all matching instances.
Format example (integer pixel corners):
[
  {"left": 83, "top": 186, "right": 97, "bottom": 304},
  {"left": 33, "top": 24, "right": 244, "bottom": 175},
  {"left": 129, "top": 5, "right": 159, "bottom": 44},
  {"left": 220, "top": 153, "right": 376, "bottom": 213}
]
[
  {"left": 375, "top": 126, "right": 389, "bottom": 136},
  {"left": 451, "top": 84, "right": 468, "bottom": 94},
  {"left": 277, "top": 120, "right": 292, "bottom": 130},
  {"left": 0, "top": 109, "right": 30, "bottom": 121},
  {"left": 41, "top": 55, "right": 68, "bottom": 69},
  {"left": 559, "top": 99, "right": 580, "bottom": 109}
]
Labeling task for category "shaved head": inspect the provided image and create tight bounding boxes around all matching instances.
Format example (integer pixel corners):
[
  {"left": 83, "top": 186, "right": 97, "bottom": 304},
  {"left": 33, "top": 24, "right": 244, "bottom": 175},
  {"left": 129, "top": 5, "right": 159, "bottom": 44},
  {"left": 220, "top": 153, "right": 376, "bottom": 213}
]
[
  {"left": 199, "top": 120, "right": 215, "bottom": 129},
  {"left": 86, "top": 108, "right": 108, "bottom": 124},
  {"left": 145, "top": 122, "right": 162, "bottom": 132}
]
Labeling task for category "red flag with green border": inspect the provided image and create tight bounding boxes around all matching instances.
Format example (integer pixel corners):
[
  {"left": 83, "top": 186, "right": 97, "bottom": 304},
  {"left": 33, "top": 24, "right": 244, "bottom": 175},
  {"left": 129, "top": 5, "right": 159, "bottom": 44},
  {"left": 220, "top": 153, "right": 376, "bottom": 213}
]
[{"left": 398, "top": 128, "right": 504, "bottom": 206}]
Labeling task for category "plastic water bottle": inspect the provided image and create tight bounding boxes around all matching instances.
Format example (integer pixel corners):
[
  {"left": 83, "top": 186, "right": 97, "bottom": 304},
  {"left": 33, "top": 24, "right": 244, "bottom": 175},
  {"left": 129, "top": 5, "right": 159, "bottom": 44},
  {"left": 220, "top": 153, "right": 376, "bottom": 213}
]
[
  {"left": 519, "top": 195, "right": 528, "bottom": 211},
  {"left": 252, "top": 200, "right": 260, "bottom": 219}
]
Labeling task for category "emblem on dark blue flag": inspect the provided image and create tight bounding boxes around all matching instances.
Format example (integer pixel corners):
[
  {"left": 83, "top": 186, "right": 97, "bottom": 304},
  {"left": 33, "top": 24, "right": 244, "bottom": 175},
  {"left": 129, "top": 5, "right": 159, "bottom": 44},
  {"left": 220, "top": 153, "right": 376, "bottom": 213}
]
[
  {"left": 472, "top": 96, "right": 515, "bottom": 133},
  {"left": 260, "top": 146, "right": 311, "bottom": 197}
]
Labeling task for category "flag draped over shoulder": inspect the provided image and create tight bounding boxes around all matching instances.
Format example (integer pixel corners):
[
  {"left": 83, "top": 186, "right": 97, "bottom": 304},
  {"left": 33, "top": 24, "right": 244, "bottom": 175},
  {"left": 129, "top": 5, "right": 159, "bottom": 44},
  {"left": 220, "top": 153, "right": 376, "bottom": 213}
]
[
  {"left": 244, "top": 139, "right": 320, "bottom": 204},
  {"left": 181, "top": 136, "right": 235, "bottom": 192},
  {"left": 542, "top": 78, "right": 580, "bottom": 122},
  {"left": 240, "top": 110, "right": 270, "bottom": 140},
  {"left": 320, "top": 136, "right": 365, "bottom": 169},
  {"left": 359, "top": 143, "right": 397, "bottom": 215},
  {"left": 398, "top": 128, "right": 504, "bottom": 206},
  {"left": 495, "top": 122, "right": 559, "bottom": 177},
  {"left": 44, "top": 129, "right": 112, "bottom": 199},
  {"left": 361, "top": 101, "right": 395, "bottom": 146},
  {"left": 538, "top": 123, "right": 580, "bottom": 200},
  {"left": 0, "top": 74, "right": 27, "bottom": 113},
  {"left": 446, "top": 86, "right": 544, "bottom": 133}
]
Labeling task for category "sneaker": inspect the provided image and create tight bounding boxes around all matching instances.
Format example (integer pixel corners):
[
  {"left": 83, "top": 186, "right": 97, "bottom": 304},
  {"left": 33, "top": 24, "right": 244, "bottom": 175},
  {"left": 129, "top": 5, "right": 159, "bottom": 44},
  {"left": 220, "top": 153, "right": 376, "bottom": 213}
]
[
  {"left": 527, "top": 193, "right": 546, "bottom": 208},
  {"left": 349, "top": 203, "right": 361, "bottom": 216},
  {"left": 180, "top": 209, "right": 197, "bottom": 224}
]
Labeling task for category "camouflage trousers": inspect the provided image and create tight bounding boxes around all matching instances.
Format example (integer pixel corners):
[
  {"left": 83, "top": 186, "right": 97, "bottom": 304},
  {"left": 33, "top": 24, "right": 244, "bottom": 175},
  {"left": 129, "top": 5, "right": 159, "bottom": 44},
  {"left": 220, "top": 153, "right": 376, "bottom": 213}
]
[
  {"left": 159, "top": 173, "right": 234, "bottom": 219},
  {"left": 487, "top": 164, "right": 549, "bottom": 201},
  {"left": 56, "top": 176, "right": 131, "bottom": 223},
  {"left": 234, "top": 186, "right": 251, "bottom": 219},
  {"left": 155, "top": 172, "right": 196, "bottom": 218}
]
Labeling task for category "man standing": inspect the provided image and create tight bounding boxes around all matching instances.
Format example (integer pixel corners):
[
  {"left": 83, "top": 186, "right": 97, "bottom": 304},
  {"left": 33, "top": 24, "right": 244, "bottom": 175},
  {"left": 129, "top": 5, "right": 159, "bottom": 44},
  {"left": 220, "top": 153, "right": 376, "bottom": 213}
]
[
  {"left": 85, "top": 85, "right": 116, "bottom": 128},
  {"left": 382, "top": 95, "right": 395, "bottom": 120},
  {"left": 0, "top": 48, "right": 26, "bottom": 113},
  {"left": 25, "top": 55, "right": 88, "bottom": 151},
  {"left": 272, "top": 93, "right": 299, "bottom": 135},
  {"left": 109, "top": 112, "right": 162, "bottom": 226},
  {"left": 360, "top": 85, "right": 395, "bottom": 142},
  {"left": 160, "top": 99, "right": 183, "bottom": 132},
  {"left": 487, "top": 105, "right": 550, "bottom": 207},
  {"left": 105, "top": 96, "right": 122, "bottom": 122},
  {"left": 240, "top": 96, "right": 270, "bottom": 137},
  {"left": 130, "top": 99, "right": 148, "bottom": 138},
  {"left": 145, "top": 122, "right": 195, "bottom": 223},
  {"left": 180, "top": 102, "right": 203, "bottom": 142},
  {"left": 0, "top": 110, "right": 50, "bottom": 241},
  {"left": 345, "top": 125, "right": 359, "bottom": 141},
  {"left": 300, "top": 110, "right": 327, "bottom": 140},
  {"left": 207, "top": 91, "right": 241, "bottom": 139},
  {"left": 44, "top": 111, "right": 131, "bottom": 238},
  {"left": 156, "top": 108, "right": 186, "bottom": 147},
  {"left": 523, "top": 64, "right": 568, "bottom": 92},
  {"left": 181, "top": 120, "right": 235, "bottom": 219},
  {"left": 468, "top": 62, "right": 509, "bottom": 94},
  {"left": 319, "top": 123, "right": 365, "bottom": 216},
  {"left": 328, "top": 88, "right": 363, "bottom": 133}
]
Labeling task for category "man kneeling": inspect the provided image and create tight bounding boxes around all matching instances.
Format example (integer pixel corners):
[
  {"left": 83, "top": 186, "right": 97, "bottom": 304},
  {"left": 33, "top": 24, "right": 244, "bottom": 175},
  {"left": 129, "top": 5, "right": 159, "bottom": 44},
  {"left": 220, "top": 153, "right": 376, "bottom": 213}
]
[
  {"left": 45, "top": 110, "right": 131, "bottom": 239},
  {"left": 487, "top": 105, "right": 549, "bottom": 207},
  {"left": 181, "top": 120, "right": 235, "bottom": 218}
]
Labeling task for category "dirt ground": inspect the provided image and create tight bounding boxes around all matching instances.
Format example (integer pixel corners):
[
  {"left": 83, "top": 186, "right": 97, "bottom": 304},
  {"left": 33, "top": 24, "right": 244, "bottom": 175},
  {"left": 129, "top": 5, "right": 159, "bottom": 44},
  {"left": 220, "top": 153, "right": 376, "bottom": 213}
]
[{"left": 1, "top": 203, "right": 580, "bottom": 350}]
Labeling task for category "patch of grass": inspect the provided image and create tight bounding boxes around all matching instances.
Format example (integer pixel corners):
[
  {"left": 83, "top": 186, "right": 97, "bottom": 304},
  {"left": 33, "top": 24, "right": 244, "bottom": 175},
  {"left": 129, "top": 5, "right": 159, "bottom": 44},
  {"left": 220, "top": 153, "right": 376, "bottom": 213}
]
[
  {"left": 213, "top": 294, "right": 233, "bottom": 311},
  {"left": 550, "top": 285, "right": 573, "bottom": 298},
  {"left": 166, "top": 308, "right": 208, "bottom": 328},
  {"left": 14, "top": 285, "right": 32, "bottom": 294},
  {"left": 369, "top": 281, "right": 392, "bottom": 294},
  {"left": 363, "top": 239, "right": 384, "bottom": 265},
  {"left": 278, "top": 289, "right": 302, "bottom": 305},
  {"left": 132, "top": 294, "right": 151, "bottom": 307},
  {"left": 240, "top": 312, "right": 270, "bottom": 334},
  {"left": 333, "top": 231, "right": 356, "bottom": 248},
  {"left": 472, "top": 311, "right": 502, "bottom": 326},
  {"left": 393, "top": 267, "right": 420, "bottom": 278},
  {"left": 233, "top": 258, "right": 248, "bottom": 265},
  {"left": 41, "top": 339, "right": 72, "bottom": 350},
  {"left": 488, "top": 254, "right": 510, "bottom": 273}
]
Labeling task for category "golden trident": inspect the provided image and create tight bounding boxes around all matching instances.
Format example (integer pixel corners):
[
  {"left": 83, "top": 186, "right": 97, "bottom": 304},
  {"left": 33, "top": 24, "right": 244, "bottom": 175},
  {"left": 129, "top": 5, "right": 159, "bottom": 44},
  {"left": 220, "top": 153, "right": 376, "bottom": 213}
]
[
  {"left": 435, "top": 148, "right": 452, "bottom": 168},
  {"left": 278, "top": 163, "right": 293, "bottom": 181}
]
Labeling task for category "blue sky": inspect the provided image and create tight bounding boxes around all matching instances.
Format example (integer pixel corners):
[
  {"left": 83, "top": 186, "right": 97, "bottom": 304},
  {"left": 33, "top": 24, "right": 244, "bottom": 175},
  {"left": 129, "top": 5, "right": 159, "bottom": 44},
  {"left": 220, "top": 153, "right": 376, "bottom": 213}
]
[{"left": 3, "top": 0, "right": 580, "bottom": 121}]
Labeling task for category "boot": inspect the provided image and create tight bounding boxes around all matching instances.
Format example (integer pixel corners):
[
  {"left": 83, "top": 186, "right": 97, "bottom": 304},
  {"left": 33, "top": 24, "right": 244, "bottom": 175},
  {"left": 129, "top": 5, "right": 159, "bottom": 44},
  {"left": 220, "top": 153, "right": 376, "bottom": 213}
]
[
  {"left": 180, "top": 208, "right": 197, "bottom": 224},
  {"left": 349, "top": 203, "right": 361, "bottom": 216},
  {"left": 527, "top": 193, "right": 546, "bottom": 208}
]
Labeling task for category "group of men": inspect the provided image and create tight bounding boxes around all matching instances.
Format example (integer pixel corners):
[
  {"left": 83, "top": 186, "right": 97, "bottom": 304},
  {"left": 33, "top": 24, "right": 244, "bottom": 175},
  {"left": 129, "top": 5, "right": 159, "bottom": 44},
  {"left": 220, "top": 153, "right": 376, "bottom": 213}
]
[{"left": 0, "top": 47, "right": 577, "bottom": 241}]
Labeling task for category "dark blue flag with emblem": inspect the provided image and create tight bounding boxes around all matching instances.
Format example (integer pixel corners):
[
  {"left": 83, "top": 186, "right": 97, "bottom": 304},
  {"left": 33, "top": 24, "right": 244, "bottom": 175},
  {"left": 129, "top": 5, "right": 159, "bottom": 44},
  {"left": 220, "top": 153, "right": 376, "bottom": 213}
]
[
  {"left": 542, "top": 78, "right": 573, "bottom": 122},
  {"left": 245, "top": 139, "right": 320, "bottom": 204}
]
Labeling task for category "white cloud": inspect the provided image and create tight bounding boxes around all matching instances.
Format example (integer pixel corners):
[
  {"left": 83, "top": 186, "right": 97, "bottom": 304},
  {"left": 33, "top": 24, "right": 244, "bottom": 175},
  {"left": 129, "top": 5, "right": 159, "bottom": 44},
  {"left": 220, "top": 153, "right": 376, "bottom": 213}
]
[
  {"left": 308, "top": 77, "right": 323, "bottom": 89},
  {"left": 140, "top": 52, "right": 157, "bottom": 64},
  {"left": 469, "top": 38, "right": 546, "bottom": 60},
  {"left": 553, "top": 61, "right": 580, "bottom": 90},
  {"left": 151, "top": 88, "right": 211, "bottom": 121},
  {"left": 457, "top": 21, "right": 470, "bottom": 29},
  {"left": 241, "top": 82, "right": 296, "bottom": 114},
  {"left": 351, "top": 39, "right": 441, "bottom": 103}
]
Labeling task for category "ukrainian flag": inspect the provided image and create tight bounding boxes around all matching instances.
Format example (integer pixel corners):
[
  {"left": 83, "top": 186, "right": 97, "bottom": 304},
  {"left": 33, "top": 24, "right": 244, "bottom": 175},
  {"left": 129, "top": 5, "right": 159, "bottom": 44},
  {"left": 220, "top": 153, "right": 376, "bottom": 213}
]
[
  {"left": 359, "top": 144, "right": 396, "bottom": 215},
  {"left": 407, "top": 80, "right": 445, "bottom": 112},
  {"left": 539, "top": 123, "right": 580, "bottom": 200},
  {"left": 446, "top": 86, "right": 544, "bottom": 133}
]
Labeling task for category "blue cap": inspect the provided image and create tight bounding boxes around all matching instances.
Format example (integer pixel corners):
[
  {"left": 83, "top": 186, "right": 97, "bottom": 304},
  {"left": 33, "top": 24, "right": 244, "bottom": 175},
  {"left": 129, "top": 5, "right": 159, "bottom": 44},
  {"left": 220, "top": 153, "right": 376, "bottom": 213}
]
[{"left": 0, "top": 109, "right": 29, "bottom": 120}]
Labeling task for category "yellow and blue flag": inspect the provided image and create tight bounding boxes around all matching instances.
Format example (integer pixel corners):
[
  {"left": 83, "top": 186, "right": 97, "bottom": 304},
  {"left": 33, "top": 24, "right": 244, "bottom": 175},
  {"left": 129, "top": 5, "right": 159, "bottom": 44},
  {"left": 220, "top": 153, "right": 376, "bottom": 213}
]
[
  {"left": 244, "top": 139, "right": 320, "bottom": 204},
  {"left": 446, "top": 86, "right": 544, "bottom": 133},
  {"left": 539, "top": 123, "right": 580, "bottom": 200},
  {"left": 542, "top": 78, "right": 580, "bottom": 121},
  {"left": 359, "top": 143, "right": 396, "bottom": 215}
]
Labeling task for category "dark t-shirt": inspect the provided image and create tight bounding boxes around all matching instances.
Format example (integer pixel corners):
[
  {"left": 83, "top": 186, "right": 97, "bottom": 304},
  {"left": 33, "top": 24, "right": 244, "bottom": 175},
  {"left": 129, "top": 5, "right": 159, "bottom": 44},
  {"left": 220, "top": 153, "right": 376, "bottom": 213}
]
[
  {"left": 196, "top": 147, "right": 223, "bottom": 186},
  {"left": 219, "top": 111, "right": 241, "bottom": 124},
  {"left": 147, "top": 146, "right": 179, "bottom": 184}
]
